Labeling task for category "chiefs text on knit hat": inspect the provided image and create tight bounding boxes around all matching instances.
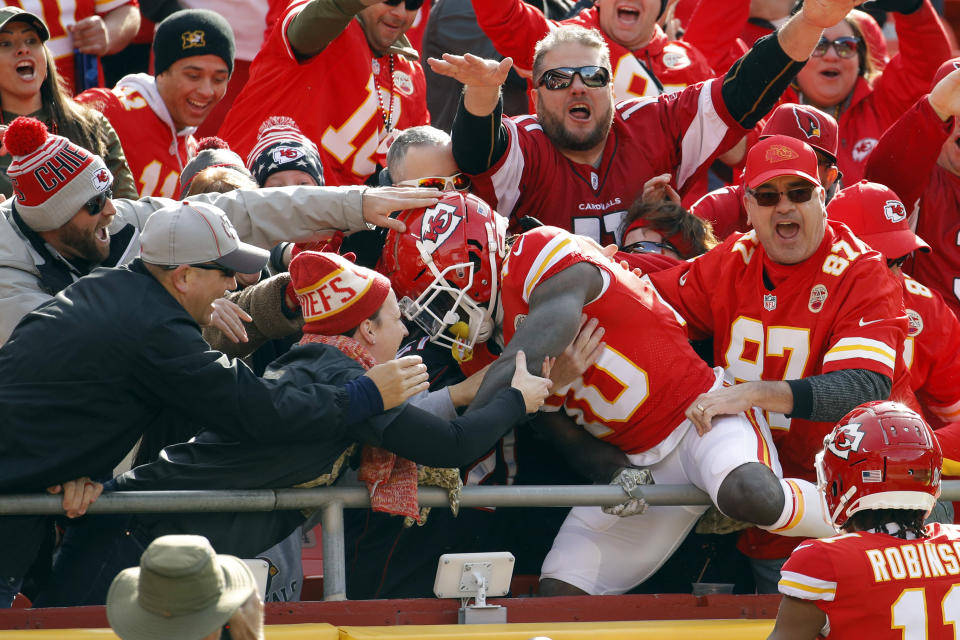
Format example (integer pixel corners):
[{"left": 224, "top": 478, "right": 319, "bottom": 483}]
[
  {"left": 290, "top": 251, "right": 391, "bottom": 335},
  {"left": 3, "top": 117, "right": 113, "bottom": 232},
  {"left": 153, "top": 9, "right": 235, "bottom": 76}
]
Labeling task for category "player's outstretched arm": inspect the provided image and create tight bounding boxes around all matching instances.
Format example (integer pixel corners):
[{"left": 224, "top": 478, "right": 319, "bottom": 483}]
[
  {"left": 767, "top": 595, "right": 827, "bottom": 640},
  {"left": 532, "top": 411, "right": 630, "bottom": 484},
  {"left": 468, "top": 262, "right": 603, "bottom": 411}
]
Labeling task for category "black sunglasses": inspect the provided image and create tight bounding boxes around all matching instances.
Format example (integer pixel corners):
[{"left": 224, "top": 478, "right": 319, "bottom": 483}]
[
  {"left": 887, "top": 255, "right": 908, "bottom": 269},
  {"left": 537, "top": 66, "right": 611, "bottom": 90},
  {"left": 812, "top": 36, "right": 860, "bottom": 59},
  {"left": 84, "top": 189, "right": 113, "bottom": 216},
  {"left": 747, "top": 186, "right": 815, "bottom": 207},
  {"left": 383, "top": 0, "right": 425, "bottom": 10},
  {"left": 621, "top": 239, "right": 678, "bottom": 255},
  {"left": 190, "top": 262, "right": 237, "bottom": 278}
]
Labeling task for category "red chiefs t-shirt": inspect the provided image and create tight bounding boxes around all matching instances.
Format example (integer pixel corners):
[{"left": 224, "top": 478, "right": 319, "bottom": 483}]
[
  {"left": 470, "top": 79, "right": 745, "bottom": 246},
  {"left": 649, "top": 221, "right": 910, "bottom": 559},
  {"left": 219, "top": 0, "right": 429, "bottom": 186},
  {"left": 500, "top": 226, "right": 717, "bottom": 455},
  {"left": 780, "top": 524, "right": 960, "bottom": 639}
]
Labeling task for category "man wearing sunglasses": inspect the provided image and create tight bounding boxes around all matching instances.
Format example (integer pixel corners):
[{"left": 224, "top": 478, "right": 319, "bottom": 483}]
[
  {"left": 0, "top": 200, "right": 436, "bottom": 608},
  {"left": 433, "top": 0, "right": 864, "bottom": 246},
  {"left": 647, "top": 135, "right": 910, "bottom": 593},
  {"left": 0, "top": 115, "right": 442, "bottom": 348},
  {"left": 470, "top": 0, "right": 714, "bottom": 105},
  {"left": 219, "top": 0, "right": 430, "bottom": 187},
  {"left": 385, "top": 125, "right": 472, "bottom": 192}
]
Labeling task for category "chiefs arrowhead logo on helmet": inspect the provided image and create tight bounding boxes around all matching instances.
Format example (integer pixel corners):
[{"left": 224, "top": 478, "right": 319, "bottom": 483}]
[
  {"left": 420, "top": 202, "right": 463, "bottom": 253},
  {"left": 792, "top": 106, "right": 822, "bottom": 140},
  {"left": 826, "top": 423, "right": 865, "bottom": 460}
]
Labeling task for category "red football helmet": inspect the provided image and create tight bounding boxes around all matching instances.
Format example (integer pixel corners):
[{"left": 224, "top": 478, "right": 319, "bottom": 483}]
[
  {"left": 816, "top": 401, "right": 942, "bottom": 530},
  {"left": 377, "top": 191, "right": 507, "bottom": 362}
]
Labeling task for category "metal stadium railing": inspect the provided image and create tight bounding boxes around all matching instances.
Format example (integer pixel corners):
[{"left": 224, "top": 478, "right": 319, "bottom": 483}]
[{"left": 3, "top": 481, "right": 959, "bottom": 601}]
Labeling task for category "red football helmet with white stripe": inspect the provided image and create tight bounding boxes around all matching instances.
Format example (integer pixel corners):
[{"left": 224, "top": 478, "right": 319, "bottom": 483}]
[
  {"left": 816, "top": 401, "right": 942, "bottom": 529},
  {"left": 376, "top": 191, "right": 507, "bottom": 362}
]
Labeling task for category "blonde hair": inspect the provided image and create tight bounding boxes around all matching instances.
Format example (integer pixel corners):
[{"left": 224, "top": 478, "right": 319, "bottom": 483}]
[{"left": 185, "top": 166, "right": 257, "bottom": 196}]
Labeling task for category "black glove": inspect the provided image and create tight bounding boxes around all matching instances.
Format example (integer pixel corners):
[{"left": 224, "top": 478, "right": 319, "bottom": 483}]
[{"left": 860, "top": 0, "right": 923, "bottom": 15}]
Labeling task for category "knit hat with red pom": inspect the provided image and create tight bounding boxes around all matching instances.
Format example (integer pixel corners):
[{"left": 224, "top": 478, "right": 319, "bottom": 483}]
[
  {"left": 290, "top": 250, "right": 391, "bottom": 335},
  {"left": 4, "top": 116, "right": 112, "bottom": 232},
  {"left": 246, "top": 116, "right": 324, "bottom": 187},
  {"left": 178, "top": 137, "right": 251, "bottom": 197}
]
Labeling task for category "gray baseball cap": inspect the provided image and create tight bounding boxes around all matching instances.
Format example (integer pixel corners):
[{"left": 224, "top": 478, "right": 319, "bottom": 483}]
[
  {"left": 140, "top": 201, "right": 269, "bottom": 273},
  {"left": 0, "top": 7, "right": 50, "bottom": 41}
]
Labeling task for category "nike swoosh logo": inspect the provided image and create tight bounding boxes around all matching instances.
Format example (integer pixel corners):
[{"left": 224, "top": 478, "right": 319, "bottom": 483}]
[{"left": 859, "top": 317, "right": 883, "bottom": 327}]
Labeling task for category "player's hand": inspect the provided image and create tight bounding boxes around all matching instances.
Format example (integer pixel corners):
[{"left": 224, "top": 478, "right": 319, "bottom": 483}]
[
  {"left": 510, "top": 351, "right": 552, "bottom": 413},
  {"left": 366, "top": 356, "right": 429, "bottom": 410},
  {"left": 427, "top": 53, "right": 513, "bottom": 88},
  {"left": 361, "top": 186, "right": 440, "bottom": 233},
  {"left": 602, "top": 467, "right": 654, "bottom": 517},
  {"left": 641, "top": 173, "right": 681, "bottom": 205},
  {"left": 929, "top": 67, "right": 960, "bottom": 121},
  {"left": 206, "top": 297, "right": 251, "bottom": 344},
  {"left": 70, "top": 16, "right": 110, "bottom": 56},
  {"left": 797, "top": 0, "right": 865, "bottom": 29},
  {"left": 550, "top": 315, "right": 605, "bottom": 392},
  {"left": 47, "top": 477, "right": 103, "bottom": 518}
]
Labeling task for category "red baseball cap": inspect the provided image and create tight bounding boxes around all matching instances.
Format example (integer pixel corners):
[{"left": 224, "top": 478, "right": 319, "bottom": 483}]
[
  {"left": 932, "top": 57, "right": 960, "bottom": 90},
  {"left": 760, "top": 104, "right": 839, "bottom": 162},
  {"left": 826, "top": 180, "right": 930, "bottom": 260},
  {"left": 744, "top": 135, "right": 821, "bottom": 190}
]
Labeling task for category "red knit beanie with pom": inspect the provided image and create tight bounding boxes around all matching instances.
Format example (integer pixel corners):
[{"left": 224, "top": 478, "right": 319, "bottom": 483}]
[{"left": 4, "top": 116, "right": 112, "bottom": 231}]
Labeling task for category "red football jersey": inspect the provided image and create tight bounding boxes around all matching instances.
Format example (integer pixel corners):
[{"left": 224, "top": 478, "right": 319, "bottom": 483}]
[
  {"left": 900, "top": 274, "right": 960, "bottom": 429},
  {"left": 16, "top": 0, "right": 136, "bottom": 90},
  {"left": 471, "top": 0, "right": 713, "bottom": 101},
  {"left": 648, "top": 221, "right": 910, "bottom": 559},
  {"left": 500, "top": 226, "right": 718, "bottom": 454},
  {"left": 780, "top": 524, "right": 960, "bottom": 639},
  {"left": 218, "top": 0, "right": 430, "bottom": 186},
  {"left": 78, "top": 77, "right": 195, "bottom": 198},
  {"left": 470, "top": 79, "right": 746, "bottom": 246}
]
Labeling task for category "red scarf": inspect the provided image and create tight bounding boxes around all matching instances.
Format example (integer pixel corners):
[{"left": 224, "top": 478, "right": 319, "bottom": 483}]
[{"left": 299, "top": 333, "right": 421, "bottom": 520}]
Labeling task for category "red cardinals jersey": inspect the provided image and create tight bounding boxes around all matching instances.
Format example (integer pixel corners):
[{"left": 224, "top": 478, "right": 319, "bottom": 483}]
[
  {"left": 780, "top": 524, "right": 960, "bottom": 639},
  {"left": 15, "top": 0, "right": 136, "bottom": 90},
  {"left": 899, "top": 274, "right": 960, "bottom": 429},
  {"left": 865, "top": 97, "right": 960, "bottom": 320},
  {"left": 470, "top": 79, "right": 745, "bottom": 246},
  {"left": 500, "top": 226, "right": 718, "bottom": 455},
  {"left": 471, "top": 0, "right": 712, "bottom": 101},
  {"left": 648, "top": 221, "right": 910, "bottom": 559},
  {"left": 218, "top": 0, "right": 429, "bottom": 186},
  {"left": 78, "top": 76, "right": 195, "bottom": 198},
  {"left": 777, "top": 1, "right": 949, "bottom": 185}
]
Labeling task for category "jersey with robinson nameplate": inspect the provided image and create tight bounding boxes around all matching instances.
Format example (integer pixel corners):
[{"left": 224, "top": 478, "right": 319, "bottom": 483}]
[
  {"left": 218, "top": 0, "right": 429, "bottom": 185},
  {"left": 500, "top": 226, "right": 717, "bottom": 454},
  {"left": 779, "top": 523, "right": 960, "bottom": 639},
  {"left": 899, "top": 274, "right": 960, "bottom": 429},
  {"left": 468, "top": 79, "right": 745, "bottom": 246}
]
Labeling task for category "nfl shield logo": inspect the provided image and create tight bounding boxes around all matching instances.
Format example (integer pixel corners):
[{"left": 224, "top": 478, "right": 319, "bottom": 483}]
[
  {"left": 763, "top": 294, "right": 777, "bottom": 311},
  {"left": 590, "top": 172, "right": 599, "bottom": 190}
]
